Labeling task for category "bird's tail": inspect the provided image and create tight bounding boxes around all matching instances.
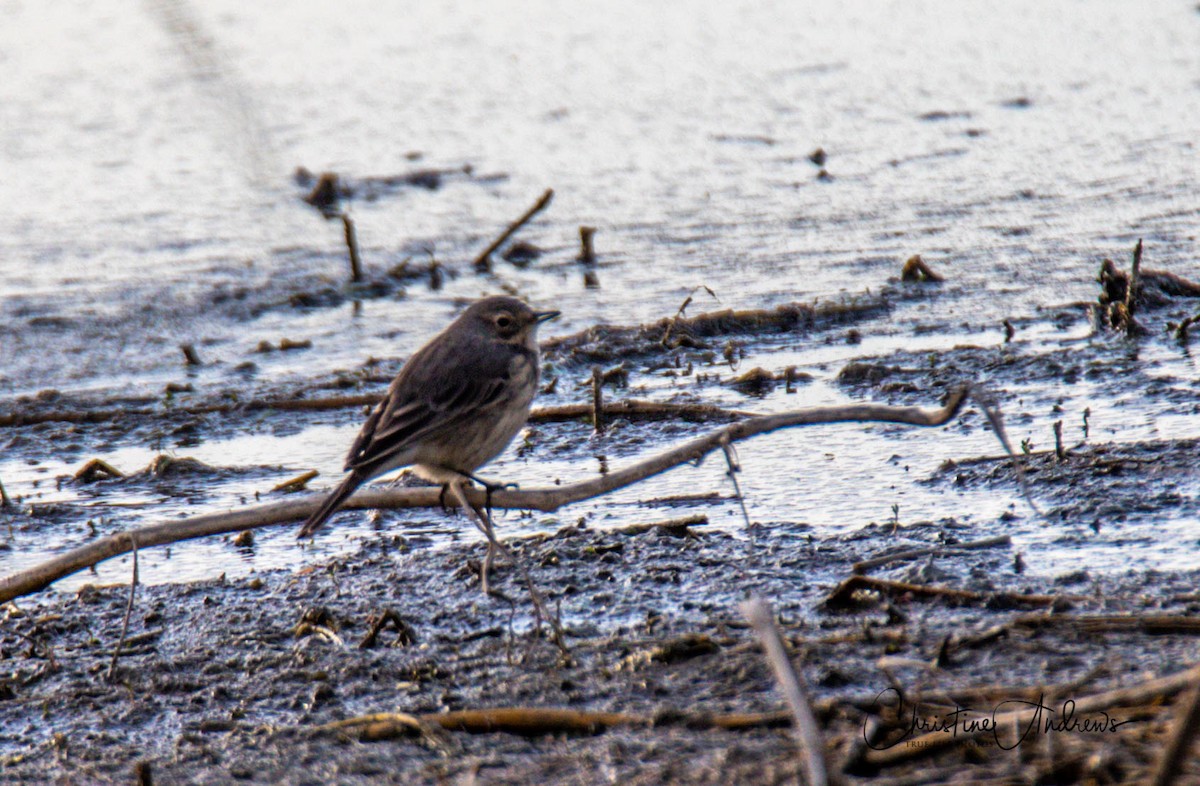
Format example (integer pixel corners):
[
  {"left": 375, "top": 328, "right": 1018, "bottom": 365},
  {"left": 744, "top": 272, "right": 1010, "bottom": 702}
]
[{"left": 297, "top": 471, "right": 365, "bottom": 539}]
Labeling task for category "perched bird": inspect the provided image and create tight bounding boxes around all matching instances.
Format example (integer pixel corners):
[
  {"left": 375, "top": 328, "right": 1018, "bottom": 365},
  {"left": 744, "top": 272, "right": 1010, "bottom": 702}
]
[{"left": 297, "top": 296, "right": 559, "bottom": 538}]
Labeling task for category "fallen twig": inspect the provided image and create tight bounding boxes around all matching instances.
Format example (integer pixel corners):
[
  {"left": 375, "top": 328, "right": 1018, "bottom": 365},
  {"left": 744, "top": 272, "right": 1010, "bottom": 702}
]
[
  {"left": 1012, "top": 613, "right": 1200, "bottom": 636},
  {"left": 1147, "top": 665, "right": 1200, "bottom": 786},
  {"left": 106, "top": 533, "right": 139, "bottom": 682},
  {"left": 312, "top": 706, "right": 801, "bottom": 741},
  {"left": 823, "top": 574, "right": 1069, "bottom": 611},
  {"left": 614, "top": 513, "right": 708, "bottom": 537},
  {"left": 852, "top": 535, "right": 1011, "bottom": 574},
  {"left": 473, "top": 189, "right": 554, "bottom": 272},
  {"left": 0, "top": 389, "right": 970, "bottom": 603},
  {"left": 271, "top": 470, "right": 319, "bottom": 494},
  {"left": 743, "top": 596, "right": 829, "bottom": 786},
  {"left": 358, "top": 608, "right": 415, "bottom": 649},
  {"left": 900, "top": 254, "right": 945, "bottom": 283}
]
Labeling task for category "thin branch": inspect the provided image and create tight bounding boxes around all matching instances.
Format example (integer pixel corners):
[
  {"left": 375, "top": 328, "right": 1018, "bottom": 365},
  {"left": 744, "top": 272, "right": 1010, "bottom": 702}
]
[
  {"left": 852, "top": 535, "right": 1011, "bottom": 574},
  {"left": 823, "top": 574, "right": 1071, "bottom": 611},
  {"left": 107, "top": 533, "right": 139, "bottom": 682},
  {"left": 0, "top": 389, "right": 969, "bottom": 604},
  {"left": 341, "top": 213, "right": 363, "bottom": 282},
  {"left": 742, "top": 596, "right": 829, "bottom": 786},
  {"left": 1147, "top": 666, "right": 1200, "bottom": 786},
  {"left": 472, "top": 189, "right": 554, "bottom": 271}
]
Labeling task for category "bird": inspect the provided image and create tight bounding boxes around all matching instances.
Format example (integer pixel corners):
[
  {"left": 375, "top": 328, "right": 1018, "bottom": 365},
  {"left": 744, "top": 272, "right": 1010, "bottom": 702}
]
[{"left": 297, "top": 296, "right": 559, "bottom": 539}]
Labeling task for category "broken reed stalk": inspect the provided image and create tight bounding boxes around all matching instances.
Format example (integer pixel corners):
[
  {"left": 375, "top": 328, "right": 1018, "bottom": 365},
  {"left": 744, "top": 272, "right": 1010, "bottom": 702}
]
[
  {"left": 591, "top": 367, "right": 605, "bottom": 433},
  {"left": 341, "top": 213, "right": 363, "bottom": 283},
  {"left": 577, "top": 226, "right": 596, "bottom": 264},
  {"left": 1147, "top": 666, "right": 1200, "bottom": 786},
  {"left": 1125, "top": 239, "right": 1143, "bottom": 317},
  {"left": 0, "top": 389, "right": 970, "bottom": 603},
  {"left": 313, "top": 707, "right": 795, "bottom": 740},
  {"left": 472, "top": 189, "right": 554, "bottom": 271},
  {"left": 106, "top": 533, "right": 139, "bottom": 682},
  {"left": 823, "top": 574, "right": 1070, "bottom": 610},
  {"left": 851, "top": 535, "right": 1011, "bottom": 574},
  {"left": 742, "top": 596, "right": 829, "bottom": 786},
  {"left": 179, "top": 344, "right": 202, "bottom": 366}
]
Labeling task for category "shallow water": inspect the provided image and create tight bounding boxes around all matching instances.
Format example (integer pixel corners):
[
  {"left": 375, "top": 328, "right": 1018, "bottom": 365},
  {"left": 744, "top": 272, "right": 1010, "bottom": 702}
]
[{"left": 2, "top": 0, "right": 1199, "bottom": 587}]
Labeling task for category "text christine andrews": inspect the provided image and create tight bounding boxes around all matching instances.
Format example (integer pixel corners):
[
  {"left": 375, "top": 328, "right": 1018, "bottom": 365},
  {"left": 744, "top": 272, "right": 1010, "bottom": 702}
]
[{"left": 864, "top": 688, "right": 1132, "bottom": 751}]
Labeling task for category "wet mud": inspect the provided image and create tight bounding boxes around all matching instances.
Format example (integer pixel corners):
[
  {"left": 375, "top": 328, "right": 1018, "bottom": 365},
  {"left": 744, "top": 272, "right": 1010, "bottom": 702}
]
[
  {"left": 5, "top": 282, "right": 1200, "bottom": 783},
  {"left": 6, "top": 515, "right": 1200, "bottom": 785}
]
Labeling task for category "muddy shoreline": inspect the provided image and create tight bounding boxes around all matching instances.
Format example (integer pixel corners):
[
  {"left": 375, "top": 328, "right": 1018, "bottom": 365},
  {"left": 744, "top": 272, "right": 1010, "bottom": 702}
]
[
  {"left": 4, "top": 509, "right": 1200, "bottom": 784},
  {"left": 6, "top": 262, "right": 1200, "bottom": 782}
]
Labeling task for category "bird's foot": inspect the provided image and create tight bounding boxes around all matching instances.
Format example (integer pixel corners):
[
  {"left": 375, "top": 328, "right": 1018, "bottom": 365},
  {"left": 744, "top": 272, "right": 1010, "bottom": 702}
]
[{"left": 464, "top": 473, "right": 518, "bottom": 521}]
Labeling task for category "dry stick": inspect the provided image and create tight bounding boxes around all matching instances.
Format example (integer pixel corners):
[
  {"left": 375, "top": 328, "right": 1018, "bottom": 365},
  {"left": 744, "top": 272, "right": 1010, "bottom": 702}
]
[
  {"left": 577, "top": 226, "right": 596, "bottom": 264},
  {"left": 824, "top": 574, "right": 1070, "bottom": 610},
  {"left": 1147, "top": 666, "right": 1200, "bottom": 786},
  {"left": 861, "top": 663, "right": 1199, "bottom": 770},
  {"left": 106, "top": 533, "right": 139, "bottom": 682},
  {"left": 449, "top": 481, "right": 567, "bottom": 653},
  {"left": 721, "top": 440, "right": 752, "bottom": 528},
  {"left": 341, "top": 213, "right": 363, "bottom": 283},
  {"left": 472, "top": 189, "right": 554, "bottom": 272},
  {"left": 1125, "top": 238, "right": 1144, "bottom": 317},
  {"left": 972, "top": 385, "right": 1040, "bottom": 515},
  {"left": 851, "top": 535, "right": 1011, "bottom": 574},
  {"left": 313, "top": 707, "right": 796, "bottom": 740},
  {"left": 179, "top": 344, "right": 202, "bottom": 366},
  {"left": 0, "top": 397, "right": 753, "bottom": 430},
  {"left": 591, "top": 367, "right": 605, "bottom": 434},
  {"left": 660, "top": 285, "right": 718, "bottom": 346},
  {"left": 0, "top": 476, "right": 10, "bottom": 508},
  {"left": 742, "top": 597, "right": 829, "bottom": 786},
  {"left": 2, "top": 627, "right": 59, "bottom": 672},
  {"left": 1013, "top": 614, "right": 1200, "bottom": 636},
  {"left": 0, "top": 389, "right": 969, "bottom": 604}
]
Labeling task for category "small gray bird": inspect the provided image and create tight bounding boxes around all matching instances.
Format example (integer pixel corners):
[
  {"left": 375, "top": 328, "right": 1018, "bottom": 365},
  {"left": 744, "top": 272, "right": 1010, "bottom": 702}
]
[{"left": 297, "top": 296, "right": 559, "bottom": 538}]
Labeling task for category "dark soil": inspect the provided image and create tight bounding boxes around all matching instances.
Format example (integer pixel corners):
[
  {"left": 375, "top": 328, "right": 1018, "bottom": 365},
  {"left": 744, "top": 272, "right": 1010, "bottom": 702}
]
[
  {"left": 3, "top": 511, "right": 1200, "bottom": 784},
  {"left": 4, "top": 279, "right": 1200, "bottom": 784}
]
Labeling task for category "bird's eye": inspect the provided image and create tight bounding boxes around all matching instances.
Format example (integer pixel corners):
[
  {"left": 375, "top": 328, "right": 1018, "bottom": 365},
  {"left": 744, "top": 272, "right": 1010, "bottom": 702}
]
[{"left": 495, "top": 314, "right": 513, "bottom": 329}]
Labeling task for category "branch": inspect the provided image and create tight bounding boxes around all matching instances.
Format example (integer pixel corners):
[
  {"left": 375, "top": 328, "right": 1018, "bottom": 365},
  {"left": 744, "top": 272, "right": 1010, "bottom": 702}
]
[
  {"left": 743, "top": 596, "right": 829, "bottom": 786},
  {"left": 472, "top": 189, "right": 554, "bottom": 271},
  {"left": 0, "top": 388, "right": 969, "bottom": 604}
]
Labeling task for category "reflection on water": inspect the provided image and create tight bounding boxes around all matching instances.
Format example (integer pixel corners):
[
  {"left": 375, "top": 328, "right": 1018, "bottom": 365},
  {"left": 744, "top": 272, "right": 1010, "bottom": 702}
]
[{"left": 1, "top": 0, "right": 1198, "bottom": 586}]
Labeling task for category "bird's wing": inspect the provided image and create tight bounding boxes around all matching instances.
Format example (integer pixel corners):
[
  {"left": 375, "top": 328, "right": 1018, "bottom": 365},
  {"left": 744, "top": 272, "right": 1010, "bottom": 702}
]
[{"left": 344, "top": 334, "right": 515, "bottom": 474}]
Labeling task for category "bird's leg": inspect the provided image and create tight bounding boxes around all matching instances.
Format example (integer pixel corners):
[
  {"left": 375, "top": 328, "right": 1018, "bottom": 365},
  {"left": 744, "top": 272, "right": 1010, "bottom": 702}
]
[
  {"left": 448, "top": 479, "right": 509, "bottom": 600},
  {"left": 448, "top": 478, "right": 567, "bottom": 654},
  {"left": 437, "top": 483, "right": 453, "bottom": 514}
]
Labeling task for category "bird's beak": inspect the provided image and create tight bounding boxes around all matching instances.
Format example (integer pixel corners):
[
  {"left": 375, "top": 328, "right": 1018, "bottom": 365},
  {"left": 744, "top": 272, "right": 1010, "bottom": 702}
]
[{"left": 535, "top": 310, "right": 561, "bottom": 323}]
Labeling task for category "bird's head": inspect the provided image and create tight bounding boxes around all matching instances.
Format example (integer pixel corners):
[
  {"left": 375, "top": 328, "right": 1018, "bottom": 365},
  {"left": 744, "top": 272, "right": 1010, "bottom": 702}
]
[{"left": 463, "top": 295, "right": 559, "bottom": 346}]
